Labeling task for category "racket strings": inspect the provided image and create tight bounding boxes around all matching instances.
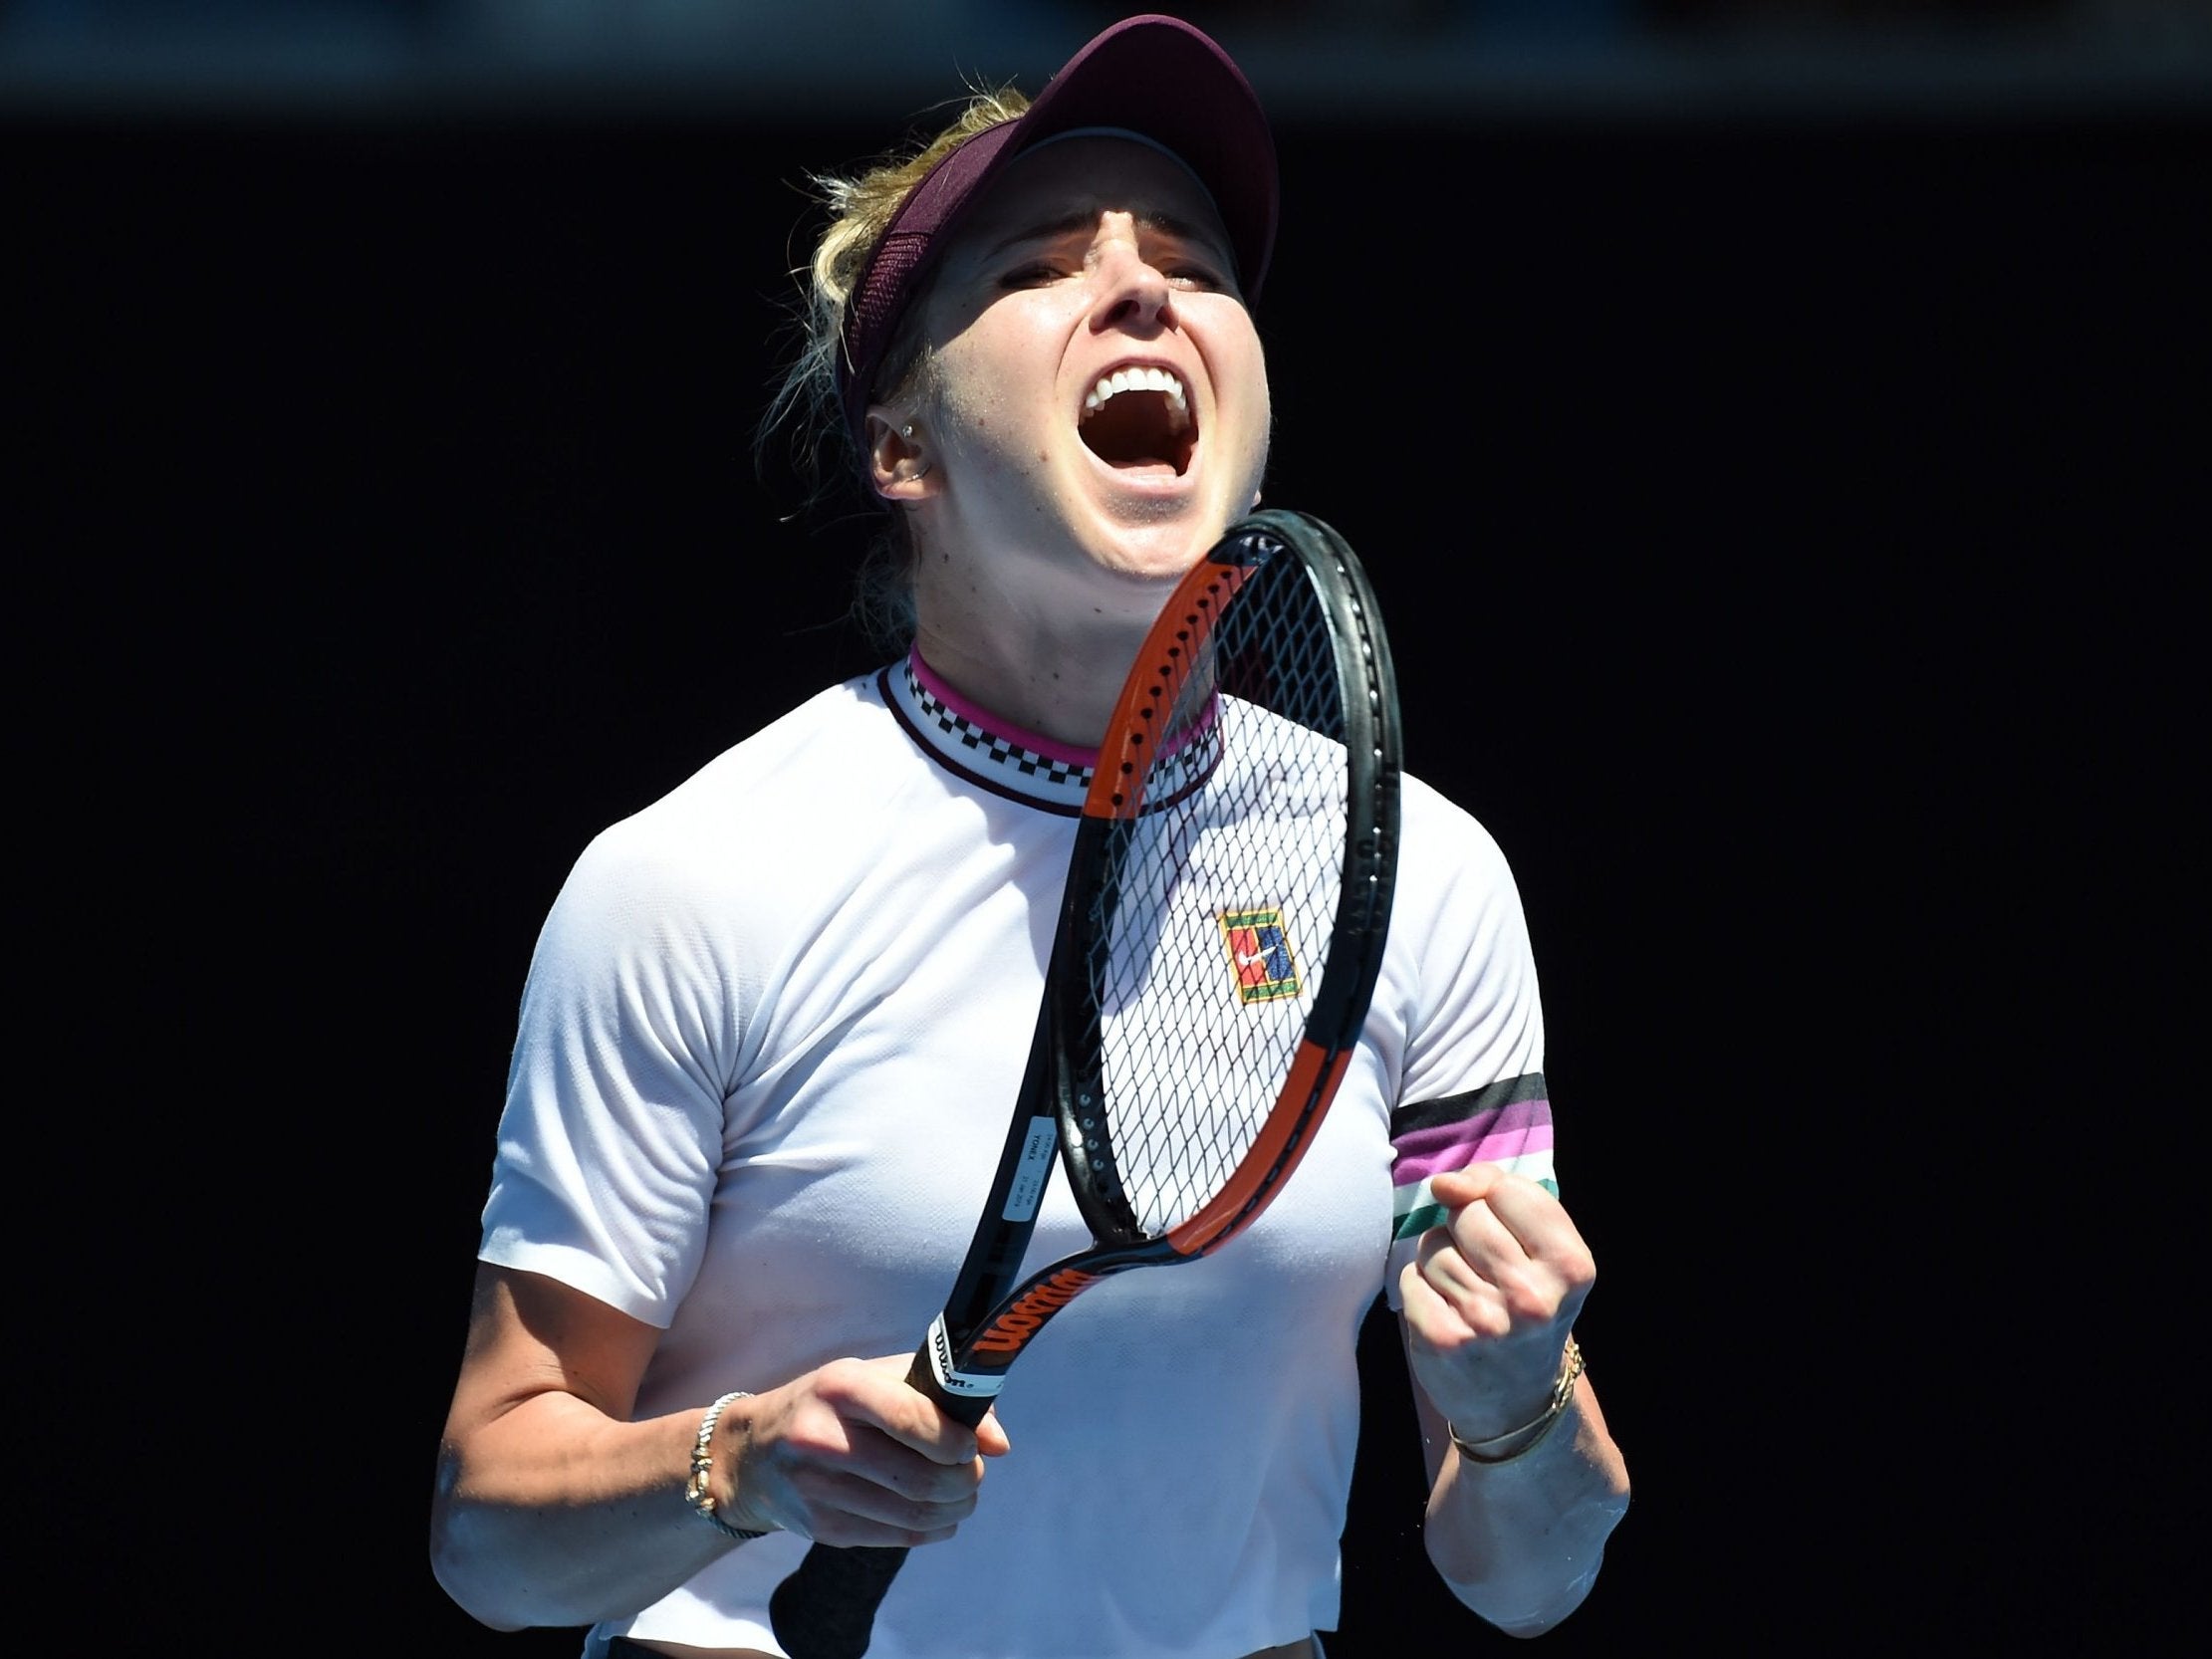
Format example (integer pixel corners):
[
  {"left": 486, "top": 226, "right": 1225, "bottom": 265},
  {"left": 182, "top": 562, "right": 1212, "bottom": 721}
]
[{"left": 1081, "top": 560, "right": 1358, "bottom": 1236}]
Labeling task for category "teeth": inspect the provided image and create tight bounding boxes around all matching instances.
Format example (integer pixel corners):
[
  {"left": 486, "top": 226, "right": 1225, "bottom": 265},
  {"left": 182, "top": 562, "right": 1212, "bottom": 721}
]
[{"left": 1082, "top": 366, "right": 1190, "bottom": 433}]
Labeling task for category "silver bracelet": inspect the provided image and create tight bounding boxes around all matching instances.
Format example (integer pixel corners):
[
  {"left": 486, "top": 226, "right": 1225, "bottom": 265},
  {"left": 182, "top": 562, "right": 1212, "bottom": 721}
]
[{"left": 684, "top": 1390, "right": 768, "bottom": 1540}]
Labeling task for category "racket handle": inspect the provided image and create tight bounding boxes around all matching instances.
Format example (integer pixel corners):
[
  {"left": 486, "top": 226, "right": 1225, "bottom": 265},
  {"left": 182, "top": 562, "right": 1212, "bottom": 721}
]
[
  {"left": 767, "top": 1541, "right": 909, "bottom": 1659},
  {"left": 768, "top": 1338, "right": 994, "bottom": 1659}
]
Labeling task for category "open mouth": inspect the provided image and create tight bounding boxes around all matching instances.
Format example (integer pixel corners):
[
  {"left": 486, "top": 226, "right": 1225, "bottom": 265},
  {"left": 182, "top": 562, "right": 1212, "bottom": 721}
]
[{"left": 1079, "top": 366, "right": 1195, "bottom": 476}]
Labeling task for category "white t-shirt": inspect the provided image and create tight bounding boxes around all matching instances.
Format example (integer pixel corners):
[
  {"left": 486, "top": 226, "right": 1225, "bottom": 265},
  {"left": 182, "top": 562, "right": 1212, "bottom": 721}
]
[{"left": 480, "top": 655, "right": 1554, "bottom": 1659}]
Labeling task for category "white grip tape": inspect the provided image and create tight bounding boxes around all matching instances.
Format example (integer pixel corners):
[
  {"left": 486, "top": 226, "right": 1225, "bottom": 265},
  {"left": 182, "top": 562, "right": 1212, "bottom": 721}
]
[{"left": 924, "top": 1312, "right": 1006, "bottom": 1400}]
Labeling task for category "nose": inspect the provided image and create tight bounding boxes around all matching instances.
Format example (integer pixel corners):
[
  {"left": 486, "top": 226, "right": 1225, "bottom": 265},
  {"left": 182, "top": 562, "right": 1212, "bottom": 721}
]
[{"left": 1087, "top": 216, "right": 1172, "bottom": 335}]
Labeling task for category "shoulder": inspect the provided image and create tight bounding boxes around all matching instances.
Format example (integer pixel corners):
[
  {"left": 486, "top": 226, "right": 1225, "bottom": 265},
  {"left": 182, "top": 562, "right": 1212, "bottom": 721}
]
[
  {"left": 574, "top": 673, "right": 907, "bottom": 869},
  {"left": 1396, "top": 770, "right": 1520, "bottom": 909},
  {"left": 534, "top": 673, "right": 914, "bottom": 952},
  {"left": 1384, "top": 771, "right": 1542, "bottom": 1042},
  {"left": 624, "top": 672, "right": 903, "bottom": 830}
]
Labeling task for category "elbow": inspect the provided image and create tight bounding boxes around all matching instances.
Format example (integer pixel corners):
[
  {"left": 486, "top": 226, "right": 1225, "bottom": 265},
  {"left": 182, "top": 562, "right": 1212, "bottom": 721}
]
[
  {"left": 428, "top": 1511, "right": 531, "bottom": 1632},
  {"left": 1432, "top": 1478, "right": 1631, "bottom": 1637},
  {"left": 1483, "top": 1557, "right": 1603, "bottom": 1637},
  {"left": 428, "top": 1483, "right": 641, "bottom": 1631},
  {"left": 1444, "top": 1550, "right": 1606, "bottom": 1639},
  {"left": 429, "top": 1453, "right": 545, "bottom": 1633}
]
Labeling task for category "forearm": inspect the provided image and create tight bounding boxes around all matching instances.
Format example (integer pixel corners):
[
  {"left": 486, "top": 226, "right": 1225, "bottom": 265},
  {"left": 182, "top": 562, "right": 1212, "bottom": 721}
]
[
  {"left": 1421, "top": 1378, "right": 1630, "bottom": 1636},
  {"left": 431, "top": 1392, "right": 734, "bottom": 1630}
]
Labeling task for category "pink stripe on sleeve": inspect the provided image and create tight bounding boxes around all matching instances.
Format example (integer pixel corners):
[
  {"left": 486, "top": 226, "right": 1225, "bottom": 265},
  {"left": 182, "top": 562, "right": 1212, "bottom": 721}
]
[{"left": 1391, "top": 1098, "right": 1553, "bottom": 1185}]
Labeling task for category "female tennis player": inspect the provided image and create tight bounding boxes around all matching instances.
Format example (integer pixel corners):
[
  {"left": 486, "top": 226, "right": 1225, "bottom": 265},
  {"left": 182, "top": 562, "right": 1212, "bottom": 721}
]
[{"left": 430, "top": 17, "right": 1630, "bottom": 1659}]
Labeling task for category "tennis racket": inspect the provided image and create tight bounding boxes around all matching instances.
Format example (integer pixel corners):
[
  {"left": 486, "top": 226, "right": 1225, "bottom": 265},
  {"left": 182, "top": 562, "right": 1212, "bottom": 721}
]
[{"left": 768, "top": 507, "right": 1401, "bottom": 1659}]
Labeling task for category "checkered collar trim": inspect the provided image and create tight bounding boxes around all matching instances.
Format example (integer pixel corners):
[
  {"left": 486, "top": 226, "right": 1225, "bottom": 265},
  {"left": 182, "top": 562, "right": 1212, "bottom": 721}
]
[
  {"left": 880, "top": 651, "right": 1223, "bottom": 816},
  {"left": 883, "top": 653, "right": 1096, "bottom": 812}
]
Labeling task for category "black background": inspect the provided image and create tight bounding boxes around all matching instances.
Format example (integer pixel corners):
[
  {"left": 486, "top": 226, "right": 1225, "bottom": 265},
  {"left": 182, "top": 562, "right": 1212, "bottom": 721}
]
[{"left": 16, "top": 77, "right": 2203, "bottom": 1656}]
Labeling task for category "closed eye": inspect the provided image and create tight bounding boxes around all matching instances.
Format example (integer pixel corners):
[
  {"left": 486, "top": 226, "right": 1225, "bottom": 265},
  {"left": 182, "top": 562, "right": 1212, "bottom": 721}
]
[
  {"left": 1002, "top": 258, "right": 1232, "bottom": 296},
  {"left": 1166, "top": 262, "right": 1232, "bottom": 294}
]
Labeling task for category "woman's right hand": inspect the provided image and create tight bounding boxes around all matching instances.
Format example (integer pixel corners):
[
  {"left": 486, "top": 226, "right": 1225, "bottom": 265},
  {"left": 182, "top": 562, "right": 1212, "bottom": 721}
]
[
  {"left": 432, "top": 1266, "right": 1009, "bottom": 1631},
  {"left": 710, "top": 1355, "right": 1011, "bottom": 1545}
]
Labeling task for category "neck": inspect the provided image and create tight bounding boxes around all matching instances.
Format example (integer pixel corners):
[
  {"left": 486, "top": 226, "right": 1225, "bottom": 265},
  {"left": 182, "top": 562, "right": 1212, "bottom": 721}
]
[
  {"left": 907, "top": 612, "right": 1147, "bottom": 750},
  {"left": 909, "top": 561, "right": 1179, "bottom": 749}
]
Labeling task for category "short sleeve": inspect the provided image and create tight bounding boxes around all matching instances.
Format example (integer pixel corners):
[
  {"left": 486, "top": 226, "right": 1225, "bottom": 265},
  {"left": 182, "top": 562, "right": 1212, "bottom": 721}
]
[
  {"left": 1380, "top": 780, "right": 1551, "bottom": 1308},
  {"left": 477, "top": 825, "right": 747, "bottom": 1326}
]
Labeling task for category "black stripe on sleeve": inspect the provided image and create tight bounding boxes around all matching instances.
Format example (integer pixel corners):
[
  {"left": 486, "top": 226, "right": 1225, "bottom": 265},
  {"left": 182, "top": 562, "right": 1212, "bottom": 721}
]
[{"left": 1389, "top": 1070, "right": 1549, "bottom": 1138}]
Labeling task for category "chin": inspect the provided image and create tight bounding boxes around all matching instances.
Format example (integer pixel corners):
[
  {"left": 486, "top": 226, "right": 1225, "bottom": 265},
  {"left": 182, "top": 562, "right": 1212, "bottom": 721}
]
[{"left": 1088, "top": 519, "right": 1221, "bottom": 585}]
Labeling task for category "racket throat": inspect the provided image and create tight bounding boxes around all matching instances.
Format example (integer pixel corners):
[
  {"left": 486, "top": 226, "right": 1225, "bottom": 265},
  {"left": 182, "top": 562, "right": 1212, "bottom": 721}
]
[{"left": 965, "top": 1265, "right": 1106, "bottom": 1360}]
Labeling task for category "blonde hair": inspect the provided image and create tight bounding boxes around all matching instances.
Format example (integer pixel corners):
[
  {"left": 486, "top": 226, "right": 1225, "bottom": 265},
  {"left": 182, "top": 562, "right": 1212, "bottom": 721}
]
[
  {"left": 761, "top": 95, "right": 1026, "bottom": 486},
  {"left": 760, "top": 87, "right": 1032, "bottom": 646}
]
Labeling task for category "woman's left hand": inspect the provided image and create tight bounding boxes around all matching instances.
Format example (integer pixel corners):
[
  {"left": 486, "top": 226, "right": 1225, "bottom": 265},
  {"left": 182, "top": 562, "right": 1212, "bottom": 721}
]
[{"left": 1397, "top": 1162, "right": 1597, "bottom": 1442}]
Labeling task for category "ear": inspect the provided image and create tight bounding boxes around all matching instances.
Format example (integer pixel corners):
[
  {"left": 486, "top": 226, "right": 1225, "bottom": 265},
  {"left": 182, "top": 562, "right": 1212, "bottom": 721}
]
[{"left": 866, "top": 409, "right": 938, "bottom": 503}]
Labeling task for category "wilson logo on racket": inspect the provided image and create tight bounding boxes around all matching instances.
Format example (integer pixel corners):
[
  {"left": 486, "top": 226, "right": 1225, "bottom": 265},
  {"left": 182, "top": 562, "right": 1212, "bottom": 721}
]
[
  {"left": 968, "top": 1267, "right": 1102, "bottom": 1355},
  {"left": 1219, "top": 908, "right": 1301, "bottom": 1004}
]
